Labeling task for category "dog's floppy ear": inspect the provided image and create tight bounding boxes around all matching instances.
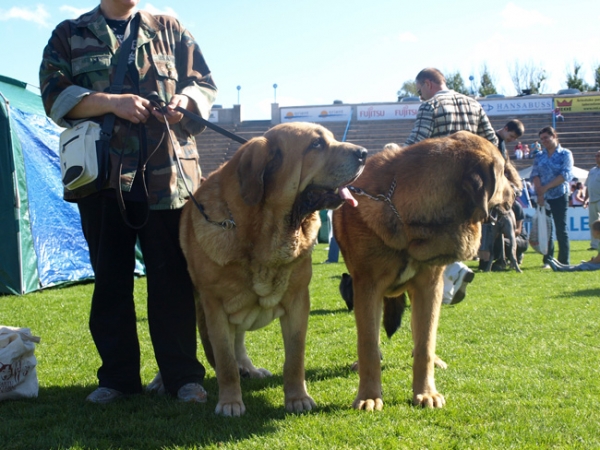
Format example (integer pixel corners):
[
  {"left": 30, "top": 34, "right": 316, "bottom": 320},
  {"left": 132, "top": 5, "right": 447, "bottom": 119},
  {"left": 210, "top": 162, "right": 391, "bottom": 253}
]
[
  {"left": 237, "top": 137, "right": 272, "bottom": 205},
  {"left": 462, "top": 164, "right": 496, "bottom": 222}
]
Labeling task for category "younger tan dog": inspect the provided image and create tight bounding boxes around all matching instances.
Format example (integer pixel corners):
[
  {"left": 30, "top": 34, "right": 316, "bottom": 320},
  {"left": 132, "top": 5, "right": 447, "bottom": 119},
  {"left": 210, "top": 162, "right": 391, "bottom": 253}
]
[
  {"left": 333, "top": 131, "right": 519, "bottom": 411},
  {"left": 180, "top": 122, "right": 367, "bottom": 416}
]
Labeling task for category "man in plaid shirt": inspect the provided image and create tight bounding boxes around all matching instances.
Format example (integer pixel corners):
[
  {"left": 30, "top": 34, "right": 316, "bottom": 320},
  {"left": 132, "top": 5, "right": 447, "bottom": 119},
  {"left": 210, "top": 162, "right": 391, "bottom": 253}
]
[
  {"left": 405, "top": 68, "right": 498, "bottom": 146},
  {"left": 404, "top": 68, "right": 498, "bottom": 305}
]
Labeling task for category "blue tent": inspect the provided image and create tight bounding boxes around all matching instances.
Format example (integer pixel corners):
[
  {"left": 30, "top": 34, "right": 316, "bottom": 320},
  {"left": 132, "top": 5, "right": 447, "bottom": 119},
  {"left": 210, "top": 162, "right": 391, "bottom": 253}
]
[{"left": 0, "top": 75, "right": 143, "bottom": 294}]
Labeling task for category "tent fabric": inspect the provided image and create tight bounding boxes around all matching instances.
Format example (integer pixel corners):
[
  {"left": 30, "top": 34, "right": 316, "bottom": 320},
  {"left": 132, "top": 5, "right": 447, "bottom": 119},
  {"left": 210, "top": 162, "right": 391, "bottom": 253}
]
[
  {"left": 0, "top": 74, "right": 145, "bottom": 295},
  {"left": 12, "top": 108, "right": 95, "bottom": 289},
  {"left": 0, "top": 88, "right": 36, "bottom": 293}
]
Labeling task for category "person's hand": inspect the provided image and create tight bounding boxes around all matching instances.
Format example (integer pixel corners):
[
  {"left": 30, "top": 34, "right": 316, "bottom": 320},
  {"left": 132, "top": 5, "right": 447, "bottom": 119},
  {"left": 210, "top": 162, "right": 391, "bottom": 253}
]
[
  {"left": 113, "top": 94, "right": 152, "bottom": 124},
  {"left": 151, "top": 94, "right": 190, "bottom": 124},
  {"left": 583, "top": 199, "right": 589, "bottom": 209},
  {"left": 535, "top": 186, "right": 546, "bottom": 206}
]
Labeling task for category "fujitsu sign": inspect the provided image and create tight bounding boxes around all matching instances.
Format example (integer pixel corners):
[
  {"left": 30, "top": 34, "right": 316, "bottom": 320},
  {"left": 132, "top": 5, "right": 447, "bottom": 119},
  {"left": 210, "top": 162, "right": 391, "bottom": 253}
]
[
  {"left": 357, "top": 104, "right": 420, "bottom": 121},
  {"left": 358, "top": 106, "right": 386, "bottom": 119}
]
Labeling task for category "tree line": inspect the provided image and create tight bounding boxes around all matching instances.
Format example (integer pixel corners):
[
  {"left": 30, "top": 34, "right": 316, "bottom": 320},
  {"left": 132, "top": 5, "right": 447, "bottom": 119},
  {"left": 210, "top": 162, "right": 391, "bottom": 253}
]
[{"left": 398, "top": 62, "right": 600, "bottom": 98}]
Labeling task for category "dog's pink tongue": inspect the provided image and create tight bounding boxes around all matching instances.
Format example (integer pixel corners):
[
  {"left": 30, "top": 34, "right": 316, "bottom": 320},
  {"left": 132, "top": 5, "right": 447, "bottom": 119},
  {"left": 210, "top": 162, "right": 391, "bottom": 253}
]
[{"left": 339, "top": 186, "right": 358, "bottom": 207}]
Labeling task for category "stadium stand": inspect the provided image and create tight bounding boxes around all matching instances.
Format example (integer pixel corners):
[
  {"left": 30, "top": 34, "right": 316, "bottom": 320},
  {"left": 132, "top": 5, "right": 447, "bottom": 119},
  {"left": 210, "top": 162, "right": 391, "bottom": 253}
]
[{"left": 196, "top": 106, "right": 600, "bottom": 176}]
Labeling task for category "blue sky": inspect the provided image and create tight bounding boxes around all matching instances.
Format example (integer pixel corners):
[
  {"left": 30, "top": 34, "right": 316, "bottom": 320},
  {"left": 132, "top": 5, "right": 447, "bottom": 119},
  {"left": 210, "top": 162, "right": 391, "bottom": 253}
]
[{"left": 1, "top": 0, "right": 599, "bottom": 120}]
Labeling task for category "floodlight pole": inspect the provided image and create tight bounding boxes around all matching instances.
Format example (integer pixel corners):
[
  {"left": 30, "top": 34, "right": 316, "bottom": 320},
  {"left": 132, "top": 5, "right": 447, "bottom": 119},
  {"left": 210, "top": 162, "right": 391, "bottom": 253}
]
[
  {"left": 236, "top": 85, "right": 241, "bottom": 105},
  {"left": 273, "top": 83, "right": 278, "bottom": 103}
]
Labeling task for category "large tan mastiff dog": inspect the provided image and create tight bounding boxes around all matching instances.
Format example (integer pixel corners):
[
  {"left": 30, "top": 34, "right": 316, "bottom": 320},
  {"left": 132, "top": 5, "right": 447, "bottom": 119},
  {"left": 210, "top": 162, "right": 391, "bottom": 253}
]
[
  {"left": 333, "top": 131, "right": 520, "bottom": 411},
  {"left": 180, "top": 122, "right": 367, "bottom": 416}
]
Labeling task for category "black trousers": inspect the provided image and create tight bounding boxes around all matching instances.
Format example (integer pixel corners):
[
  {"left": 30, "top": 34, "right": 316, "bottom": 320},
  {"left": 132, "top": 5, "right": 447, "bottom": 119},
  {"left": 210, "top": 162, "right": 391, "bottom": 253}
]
[
  {"left": 544, "top": 194, "right": 570, "bottom": 265},
  {"left": 78, "top": 195, "right": 205, "bottom": 395}
]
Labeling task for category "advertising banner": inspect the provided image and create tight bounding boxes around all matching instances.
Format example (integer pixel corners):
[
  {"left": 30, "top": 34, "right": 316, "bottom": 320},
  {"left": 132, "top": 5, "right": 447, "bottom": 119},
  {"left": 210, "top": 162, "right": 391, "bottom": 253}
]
[
  {"left": 356, "top": 103, "right": 420, "bottom": 121},
  {"left": 280, "top": 106, "right": 352, "bottom": 123},
  {"left": 554, "top": 96, "right": 600, "bottom": 113},
  {"left": 479, "top": 97, "right": 553, "bottom": 116}
]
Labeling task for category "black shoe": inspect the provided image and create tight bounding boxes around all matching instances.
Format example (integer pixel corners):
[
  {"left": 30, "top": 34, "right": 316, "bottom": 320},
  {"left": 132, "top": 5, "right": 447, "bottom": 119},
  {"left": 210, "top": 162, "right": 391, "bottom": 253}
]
[{"left": 491, "top": 259, "right": 507, "bottom": 272}]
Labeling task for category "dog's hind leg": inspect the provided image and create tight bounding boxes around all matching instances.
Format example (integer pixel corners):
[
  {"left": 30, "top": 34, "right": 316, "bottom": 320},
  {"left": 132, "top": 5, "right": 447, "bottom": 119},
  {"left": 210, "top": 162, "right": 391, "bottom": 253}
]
[{"left": 234, "top": 331, "right": 272, "bottom": 379}]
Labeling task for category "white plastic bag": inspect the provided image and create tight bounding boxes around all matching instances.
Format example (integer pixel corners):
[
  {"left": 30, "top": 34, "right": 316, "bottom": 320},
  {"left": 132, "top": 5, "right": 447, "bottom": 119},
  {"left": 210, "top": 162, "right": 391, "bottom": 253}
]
[
  {"left": 529, "top": 205, "right": 552, "bottom": 255},
  {"left": 0, "top": 326, "right": 41, "bottom": 401}
]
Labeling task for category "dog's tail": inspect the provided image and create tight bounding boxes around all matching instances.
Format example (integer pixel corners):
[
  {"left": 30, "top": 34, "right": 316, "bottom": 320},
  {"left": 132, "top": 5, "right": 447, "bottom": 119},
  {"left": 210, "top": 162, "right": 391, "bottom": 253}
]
[
  {"left": 383, "top": 293, "right": 406, "bottom": 339},
  {"left": 339, "top": 273, "right": 406, "bottom": 338},
  {"left": 339, "top": 273, "right": 354, "bottom": 311}
]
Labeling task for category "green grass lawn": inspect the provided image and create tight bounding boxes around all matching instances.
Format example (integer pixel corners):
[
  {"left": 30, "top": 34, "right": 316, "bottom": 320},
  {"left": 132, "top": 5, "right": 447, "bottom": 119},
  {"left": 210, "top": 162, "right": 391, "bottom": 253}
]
[{"left": 1, "top": 242, "right": 599, "bottom": 449}]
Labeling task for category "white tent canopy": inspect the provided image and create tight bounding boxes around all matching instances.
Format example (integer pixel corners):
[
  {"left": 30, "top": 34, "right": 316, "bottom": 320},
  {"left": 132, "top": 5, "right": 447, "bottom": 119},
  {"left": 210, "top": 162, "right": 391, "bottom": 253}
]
[{"left": 518, "top": 165, "right": 589, "bottom": 183}]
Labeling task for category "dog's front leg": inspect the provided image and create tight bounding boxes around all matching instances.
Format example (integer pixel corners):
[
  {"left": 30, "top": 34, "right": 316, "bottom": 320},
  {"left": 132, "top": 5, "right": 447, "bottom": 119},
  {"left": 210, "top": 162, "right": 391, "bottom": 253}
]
[
  {"left": 352, "top": 279, "right": 385, "bottom": 411},
  {"left": 409, "top": 266, "right": 446, "bottom": 408},
  {"left": 203, "top": 298, "right": 246, "bottom": 416},
  {"left": 279, "top": 286, "right": 315, "bottom": 413}
]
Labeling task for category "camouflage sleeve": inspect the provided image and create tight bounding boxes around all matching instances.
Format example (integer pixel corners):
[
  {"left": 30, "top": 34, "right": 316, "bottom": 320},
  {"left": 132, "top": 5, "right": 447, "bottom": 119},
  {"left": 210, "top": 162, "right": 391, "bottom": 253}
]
[
  {"left": 39, "top": 21, "right": 94, "bottom": 128},
  {"left": 175, "top": 25, "right": 217, "bottom": 136}
]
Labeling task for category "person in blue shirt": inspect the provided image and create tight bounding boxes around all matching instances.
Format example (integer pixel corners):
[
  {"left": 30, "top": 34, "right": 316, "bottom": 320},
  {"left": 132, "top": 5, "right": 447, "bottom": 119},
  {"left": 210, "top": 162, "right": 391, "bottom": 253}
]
[{"left": 530, "top": 126, "right": 574, "bottom": 267}]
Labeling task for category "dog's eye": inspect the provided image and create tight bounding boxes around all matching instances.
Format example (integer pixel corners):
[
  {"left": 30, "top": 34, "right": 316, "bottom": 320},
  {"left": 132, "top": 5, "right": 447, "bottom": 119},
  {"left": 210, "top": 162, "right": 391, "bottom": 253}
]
[{"left": 310, "top": 138, "right": 324, "bottom": 150}]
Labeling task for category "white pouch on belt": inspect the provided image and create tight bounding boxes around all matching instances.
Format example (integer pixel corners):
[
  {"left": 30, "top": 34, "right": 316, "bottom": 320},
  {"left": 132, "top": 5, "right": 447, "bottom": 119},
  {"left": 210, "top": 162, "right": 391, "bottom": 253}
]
[{"left": 59, "top": 120, "right": 101, "bottom": 190}]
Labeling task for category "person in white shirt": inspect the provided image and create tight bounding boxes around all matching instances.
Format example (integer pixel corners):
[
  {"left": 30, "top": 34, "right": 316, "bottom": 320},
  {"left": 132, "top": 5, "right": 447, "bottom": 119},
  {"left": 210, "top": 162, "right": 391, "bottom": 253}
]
[{"left": 584, "top": 151, "right": 600, "bottom": 250}]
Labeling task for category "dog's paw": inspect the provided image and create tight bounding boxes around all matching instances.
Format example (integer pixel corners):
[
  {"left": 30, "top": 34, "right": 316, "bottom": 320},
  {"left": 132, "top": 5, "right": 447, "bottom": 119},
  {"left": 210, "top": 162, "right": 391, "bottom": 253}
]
[
  {"left": 285, "top": 394, "right": 316, "bottom": 413},
  {"left": 353, "top": 397, "right": 384, "bottom": 411},
  {"left": 239, "top": 366, "right": 272, "bottom": 379},
  {"left": 413, "top": 392, "right": 445, "bottom": 408},
  {"left": 434, "top": 356, "right": 448, "bottom": 369},
  {"left": 215, "top": 400, "right": 246, "bottom": 417}
]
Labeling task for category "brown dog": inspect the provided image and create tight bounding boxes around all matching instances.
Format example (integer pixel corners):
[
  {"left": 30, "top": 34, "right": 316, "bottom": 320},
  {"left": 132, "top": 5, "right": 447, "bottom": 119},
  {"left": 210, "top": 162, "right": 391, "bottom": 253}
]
[
  {"left": 179, "top": 122, "right": 367, "bottom": 416},
  {"left": 332, "top": 131, "right": 519, "bottom": 411}
]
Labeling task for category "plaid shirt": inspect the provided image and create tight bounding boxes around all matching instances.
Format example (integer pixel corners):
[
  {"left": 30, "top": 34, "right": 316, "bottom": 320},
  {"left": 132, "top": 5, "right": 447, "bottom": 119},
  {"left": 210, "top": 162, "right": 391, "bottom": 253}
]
[{"left": 405, "top": 90, "right": 498, "bottom": 147}]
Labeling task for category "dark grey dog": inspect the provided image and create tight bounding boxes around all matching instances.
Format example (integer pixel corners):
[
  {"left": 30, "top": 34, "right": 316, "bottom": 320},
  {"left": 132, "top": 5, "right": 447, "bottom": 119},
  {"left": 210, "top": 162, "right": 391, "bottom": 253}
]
[{"left": 480, "top": 208, "right": 522, "bottom": 273}]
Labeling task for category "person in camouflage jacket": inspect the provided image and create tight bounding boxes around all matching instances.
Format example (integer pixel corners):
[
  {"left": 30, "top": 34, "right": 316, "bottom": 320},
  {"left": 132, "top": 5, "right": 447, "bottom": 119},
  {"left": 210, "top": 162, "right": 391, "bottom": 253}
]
[
  {"left": 39, "top": 0, "right": 217, "bottom": 404},
  {"left": 40, "top": 3, "right": 217, "bottom": 207}
]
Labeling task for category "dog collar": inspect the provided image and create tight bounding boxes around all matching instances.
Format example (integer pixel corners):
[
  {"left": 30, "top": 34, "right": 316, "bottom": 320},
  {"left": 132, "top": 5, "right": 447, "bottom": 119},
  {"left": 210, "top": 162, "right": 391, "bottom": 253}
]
[{"left": 348, "top": 178, "right": 403, "bottom": 223}]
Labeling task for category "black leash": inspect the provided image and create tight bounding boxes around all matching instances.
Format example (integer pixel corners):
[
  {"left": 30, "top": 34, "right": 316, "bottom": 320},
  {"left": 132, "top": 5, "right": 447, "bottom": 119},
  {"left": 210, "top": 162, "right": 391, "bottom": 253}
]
[
  {"left": 175, "top": 106, "right": 248, "bottom": 144},
  {"left": 148, "top": 95, "right": 237, "bottom": 230},
  {"left": 146, "top": 92, "right": 247, "bottom": 144}
]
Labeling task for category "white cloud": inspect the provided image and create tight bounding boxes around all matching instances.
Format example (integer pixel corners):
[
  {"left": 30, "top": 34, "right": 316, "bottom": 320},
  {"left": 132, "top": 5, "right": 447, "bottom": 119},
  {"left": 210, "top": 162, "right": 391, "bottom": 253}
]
[
  {"left": 501, "top": 2, "right": 554, "bottom": 28},
  {"left": 398, "top": 31, "right": 417, "bottom": 43},
  {"left": 0, "top": 5, "right": 50, "bottom": 26},
  {"left": 141, "top": 3, "right": 178, "bottom": 18},
  {"left": 60, "top": 5, "right": 92, "bottom": 19}
]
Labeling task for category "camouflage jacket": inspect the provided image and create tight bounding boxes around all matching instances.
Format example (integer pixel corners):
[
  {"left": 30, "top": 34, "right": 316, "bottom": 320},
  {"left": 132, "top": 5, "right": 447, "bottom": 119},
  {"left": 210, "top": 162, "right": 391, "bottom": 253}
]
[{"left": 40, "top": 6, "right": 217, "bottom": 208}]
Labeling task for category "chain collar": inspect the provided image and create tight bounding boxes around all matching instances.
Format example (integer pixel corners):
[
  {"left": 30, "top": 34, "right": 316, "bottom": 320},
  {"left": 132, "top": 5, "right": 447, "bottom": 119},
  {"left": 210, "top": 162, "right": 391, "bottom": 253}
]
[{"left": 347, "top": 178, "right": 403, "bottom": 223}]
